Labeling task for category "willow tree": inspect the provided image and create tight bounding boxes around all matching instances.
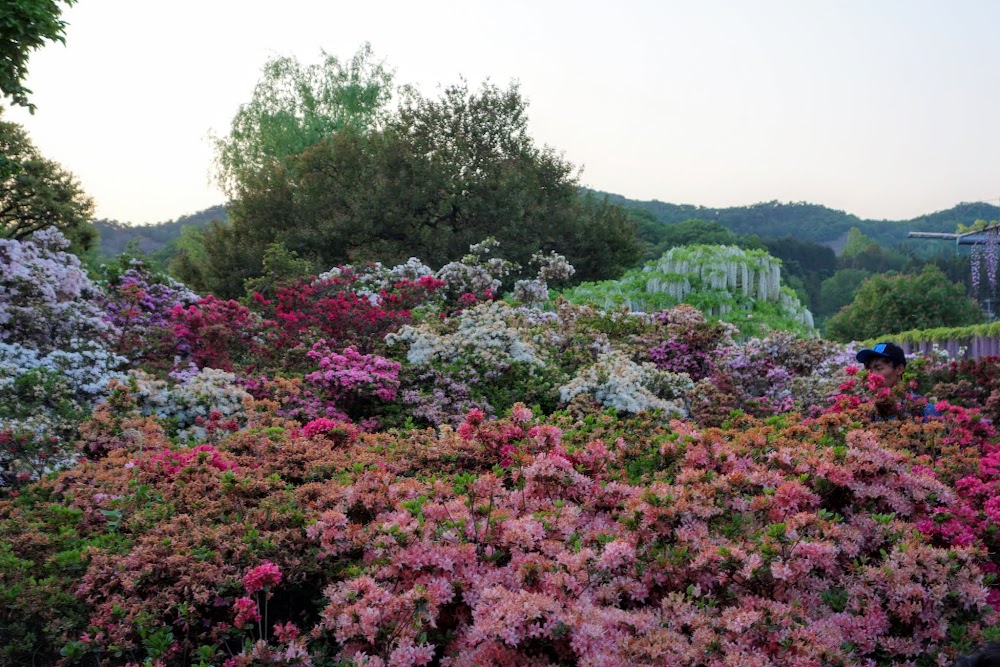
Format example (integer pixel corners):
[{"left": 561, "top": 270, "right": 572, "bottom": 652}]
[{"left": 212, "top": 43, "right": 396, "bottom": 199}]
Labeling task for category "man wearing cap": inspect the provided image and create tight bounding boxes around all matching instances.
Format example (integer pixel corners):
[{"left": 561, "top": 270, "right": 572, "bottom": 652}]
[{"left": 855, "top": 341, "right": 940, "bottom": 419}]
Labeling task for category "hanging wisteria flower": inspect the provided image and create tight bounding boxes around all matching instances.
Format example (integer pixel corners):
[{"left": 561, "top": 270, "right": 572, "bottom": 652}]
[
  {"left": 987, "top": 227, "right": 999, "bottom": 291},
  {"left": 971, "top": 241, "right": 983, "bottom": 292}
]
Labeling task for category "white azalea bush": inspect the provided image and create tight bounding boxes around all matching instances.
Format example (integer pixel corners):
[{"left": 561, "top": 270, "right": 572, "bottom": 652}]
[
  {"left": 126, "top": 367, "right": 252, "bottom": 442},
  {"left": 559, "top": 349, "right": 693, "bottom": 416},
  {"left": 0, "top": 227, "right": 116, "bottom": 353},
  {"left": 0, "top": 229, "right": 130, "bottom": 484}
]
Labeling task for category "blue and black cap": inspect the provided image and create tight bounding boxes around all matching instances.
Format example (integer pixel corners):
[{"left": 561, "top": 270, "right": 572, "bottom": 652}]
[{"left": 856, "top": 342, "right": 906, "bottom": 367}]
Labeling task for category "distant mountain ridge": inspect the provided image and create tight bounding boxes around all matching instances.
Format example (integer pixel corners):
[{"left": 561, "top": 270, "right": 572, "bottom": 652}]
[
  {"left": 93, "top": 205, "right": 228, "bottom": 257},
  {"left": 591, "top": 189, "right": 1000, "bottom": 251}
]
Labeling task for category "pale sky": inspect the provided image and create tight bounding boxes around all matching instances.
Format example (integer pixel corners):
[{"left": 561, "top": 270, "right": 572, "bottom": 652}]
[{"left": 7, "top": 0, "right": 1000, "bottom": 224}]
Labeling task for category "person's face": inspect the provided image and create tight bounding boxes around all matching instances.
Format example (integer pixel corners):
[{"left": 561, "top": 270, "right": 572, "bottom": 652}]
[{"left": 866, "top": 357, "right": 905, "bottom": 386}]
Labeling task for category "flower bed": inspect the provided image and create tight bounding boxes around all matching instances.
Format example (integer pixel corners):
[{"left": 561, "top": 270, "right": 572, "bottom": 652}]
[{"left": 1, "top": 229, "right": 999, "bottom": 665}]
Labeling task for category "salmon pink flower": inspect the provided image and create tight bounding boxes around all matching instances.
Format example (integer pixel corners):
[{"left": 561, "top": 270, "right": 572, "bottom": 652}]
[{"left": 232, "top": 597, "right": 260, "bottom": 628}]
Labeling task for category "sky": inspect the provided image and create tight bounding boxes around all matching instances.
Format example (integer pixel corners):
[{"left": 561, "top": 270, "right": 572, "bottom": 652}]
[{"left": 7, "top": 0, "right": 1000, "bottom": 225}]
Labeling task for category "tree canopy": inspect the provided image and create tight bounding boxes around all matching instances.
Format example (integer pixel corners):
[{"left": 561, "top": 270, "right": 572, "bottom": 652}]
[
  {"left": 824, "top": 265, "right": 985, "bottom": 342},
  {"left": 202, "top": 61, "right": 639, "bottom": 298},
  {"left": 212, "top": 44, "right": 396, "bottom": 198},
  {"left": 0, "top": 111, "right": 95, "bottom": 251},
  {"left": 1, "top": 0, "right": 77, "bottom": 113}
]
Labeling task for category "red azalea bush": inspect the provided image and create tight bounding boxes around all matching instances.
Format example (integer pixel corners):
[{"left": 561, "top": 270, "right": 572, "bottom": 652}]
[
  {"left": 170, "top": 296, "right": 275, "bottom": 372},
  {"left": 256, "top": 274, "right": 444, "bottom": 358}
]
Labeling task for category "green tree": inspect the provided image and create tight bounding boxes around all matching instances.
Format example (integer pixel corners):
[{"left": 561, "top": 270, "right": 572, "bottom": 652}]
[
  {"left": 165, "top": 225, "right": 217, "bottom": 294},
  {"left": 0, "top": 0, "right": 77, "bottom": 113},
  {"left": 212, "top": 44, "right": 395, "bottom": 198},
  {"left": 0, "top": 111, "right": 95, "bottom": 251},
  {"left": 838, "top": 226, "right": 905, "bottom": 273},
  {"left": 824, "top": 265, "right": 984, "bottom": 342},
  {"left": 205, "top": 76, "right": 639, "bottom": 297},
  {"left": 640, "top": 218, "right": 741, "bottom": 260},
  {"left": 817, "top": 268, "right": 871, "bottom": 321}
]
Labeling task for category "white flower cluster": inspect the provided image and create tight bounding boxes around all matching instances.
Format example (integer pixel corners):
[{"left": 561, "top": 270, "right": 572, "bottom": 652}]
[
  {"left": 512, "top": 279, "right": 549, "bottom": 307},
  {"left": 437, "top": 237, "right": 519, "bottom": 298},
  {"left": 510, "top": 250, "right": 575, "bottom": 307},
  {"left": 316, "top": 257, "right": 435, "bottom": 297},
  {"left": 0, "top": 341, "right": 127, "bottom": 398},
  {"left": 126, "top": 367, "right": 251, "bottom": 441},
  {"left": 533, "top": 250, "right": 576, "bottom": 283},
  {"left": 387, "top": 301, "right": 544, "bottom": 370},
  {"left": 559, "top": 350, "right": 692, "bottom": 416},
  {"left": 435, "top": 262, "right": 503, "bottom": 297},
  {"left": 0, "top": 227, "right": 116, "bottom": 353}
]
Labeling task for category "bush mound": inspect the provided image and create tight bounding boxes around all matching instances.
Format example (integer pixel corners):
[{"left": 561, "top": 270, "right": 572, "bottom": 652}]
[{"left": 2, "top": 229, "right": 1000, "bottom": 666}]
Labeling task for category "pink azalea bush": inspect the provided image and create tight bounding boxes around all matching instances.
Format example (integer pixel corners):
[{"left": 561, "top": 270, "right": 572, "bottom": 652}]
[{"left": 5, "top": 235, "right": 1000, "bottom": 666}]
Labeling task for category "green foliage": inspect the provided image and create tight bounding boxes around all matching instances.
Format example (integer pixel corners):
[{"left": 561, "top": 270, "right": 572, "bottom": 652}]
[
  {"left": 817, "top": 268, "right": 871, "bottom": 321},
  {"left": 0, "top": 0, "right": 76, "bottom": 113},
  {"left": 760, "top": 236, "right": 838, "bottom": 310},
  {"left": 839, "top": 226, "right": 906, "bottom": 273},
  {"left": 242, "top": 242, "right": 316, "bottom": 301},
  {"left": 213, "top": 43, "right": 396, "bottom": 198},
  {"left": 637, "top": 218, "right": 745, "bottom": 261},
  {"left": 858, "top": 319, "right": 1000, "bottom": 346},
  {"left": 0, "top": 110, "right": 96, "bottom": 252},
  {"left": 955, "top": 218, "right": 990, "bottom": 234},
  {"left": 204, "top": 69, "right": 640, "bottom": 297},
  {"left": 165, "top": 225, "right": 212, "bottom": 294},
  {"left": 825, "top": 265, "right": 985, "bottom": 342}
]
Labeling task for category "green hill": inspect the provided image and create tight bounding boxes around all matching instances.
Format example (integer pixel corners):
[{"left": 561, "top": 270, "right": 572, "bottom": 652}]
[
  {"left": 93, "top": 205, "right": 228, "bottom": 257},
  {"left": 589, "top": 190, "right": 1000, "bottom": 251}
]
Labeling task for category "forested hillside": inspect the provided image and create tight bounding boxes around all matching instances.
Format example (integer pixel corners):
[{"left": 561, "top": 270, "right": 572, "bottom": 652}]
[
  {"left": 98, "top": 196, "right": 1000, "bottom": 265},
  {"left": 593, "top": 189, "right": 1000, "bottom": 249},
  {"left": 93, "top": 205, "right": 228, "bottom": 256}
]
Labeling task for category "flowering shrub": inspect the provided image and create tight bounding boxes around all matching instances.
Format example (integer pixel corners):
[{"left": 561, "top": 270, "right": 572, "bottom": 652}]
[
  {"left": 127, "top": 367, "right": 251, "bottom": 442},
  {"left": 0, "top": 342, "right": 128, "bottom": 486},
  {"left": 560, "top": 350, "right": 692, "bottom": 416},
  {"left": 2, "top": 379, "right": 1000, "bottom": 665},
  {"left": 7, "top": 236, "right": 1000, "bottom": 666},
  {"left": 99, "top": 258, "right": 198, "bottom": 366},
  {"left": 511, "top": 250, "right": 576, "bottom": 307},
  {"left": 256, "top": 271, "right": 443, "bottom": 361},
  {"left": 242, "top": 375, "right": 350, "bottom": 423},
  {"left": 304, "top": 341, "right": 401, "bottom": 420},
  {"left": 387, "top": 301, "right": 544, "bottom": 369},
  {"left": 0, "top": 228, "right": 114, "bottom": 354},
  {"left": 170, "top": 295, "right": 273, "bottom": 372},
  {"left": 918, "top": 356, "right": 1000, "bottom": 422},
  {"left": 434, "top": 237, "right": 514, "bottom": 308}
]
